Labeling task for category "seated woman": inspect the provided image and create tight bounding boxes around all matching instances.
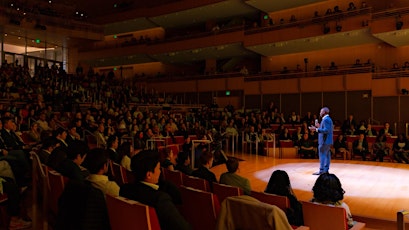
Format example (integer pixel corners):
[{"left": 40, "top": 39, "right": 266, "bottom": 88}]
[
  {"left": 333, "top": 134, "right": 350, "bottom": 160},
  {"left": 161, "top": 148, "right": 176, "bottom": 171},
  {"left": 264, "top": 170, "right": 303, "bottom": 226},
  {"left": 118, "top": 142, "right": 136, "bottom": 171},
  {"left": 28, "top": 122, "right": 41, "bottom": 143},
  {"left": 352, "top": 133, "right": 369, "bottom": 160},
  {"left": 311, "top": 173, "right": 355, "bottom": 228}
]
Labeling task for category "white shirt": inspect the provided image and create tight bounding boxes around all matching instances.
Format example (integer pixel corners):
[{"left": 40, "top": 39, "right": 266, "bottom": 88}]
[{"left": 87, "top": 174, "right": 120, "bottom": 196}]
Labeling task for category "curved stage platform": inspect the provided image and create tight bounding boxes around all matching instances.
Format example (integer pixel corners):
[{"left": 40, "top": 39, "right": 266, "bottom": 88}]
[{"left": 210, "top": 154, "right": 409, "bottom": 229}]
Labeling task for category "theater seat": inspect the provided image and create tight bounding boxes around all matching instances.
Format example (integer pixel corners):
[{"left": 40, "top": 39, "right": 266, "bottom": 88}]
[
  {"left": 180, "top": 186, "right": 220, "bottom": 230},
  {"left": 212, "top": 182, "right": 243, "bottom": 204},
  {"left": 250, "top": 191, "right": 289, "bottom": 212},
  {"left": 302, "top": 201, "right": 365, "bottom": 230},
  {"left": 182, "top": 174, "right": 210, "bottom": 192},
  {"left": 106, "top": 195, "right": 161, "bottom": 230}
]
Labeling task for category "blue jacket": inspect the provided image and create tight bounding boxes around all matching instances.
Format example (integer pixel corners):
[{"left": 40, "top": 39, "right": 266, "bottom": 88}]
[{"left": 317, "top": 115, "right": 333, "bottom": 145}]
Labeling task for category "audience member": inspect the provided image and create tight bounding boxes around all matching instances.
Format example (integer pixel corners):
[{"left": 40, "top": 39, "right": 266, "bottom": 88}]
[
  {"left": 219, "top": 157, "right": 251, "bottom": 195},
  {"left": 352, "top": 133, "right": 369, "bottom": 160},
  {"left": 175, "top": 151, "right": 193, "bottom": 176},
  {"left": 84, "top": 148, "right": 120, "bottom": 196},
  {"left": 392, "top": 133, "right": 409, "bottom": 163},
  {"left": 372, "top": 134, "right": 388, "bottom": 162},
  {"left": 265, "top": 170, "right": 304, "bottom": 226},
  {"left": 56, "top": 140, "right": 89, "bottom": 181},
  {"left": 105, "top": 135, "right": 119, "bottom": 163},
  {"left": 120, "top": 150, "right": 190, "bottom": 230},
  {"left": 333, "top": 134, "right": 350, "bottom": 160},
  {"left": 378, "top": 122, "right": 393, "bottom": 137},
  {"left": 311, "top": 173, "right": 355, "bottom": 228},
  {"left": 161, "top": 148, "right": 176, "bottom": 171},
  {"left": 118, "top": 141, "right": 135, "bottom": 171},
  {"left": 298, "top": 133, "right": 315, "bottom": 159},
  {"left": 38, "top": 137, "right": 59, "bottom": 164},
  {"left": 192, "top": 150, "right": 217, "bottom": 191}
]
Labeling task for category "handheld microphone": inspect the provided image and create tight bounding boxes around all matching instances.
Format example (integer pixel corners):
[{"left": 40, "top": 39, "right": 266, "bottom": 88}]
[{"left": 315, "top": 119, "right": 319, "bottom": 126}]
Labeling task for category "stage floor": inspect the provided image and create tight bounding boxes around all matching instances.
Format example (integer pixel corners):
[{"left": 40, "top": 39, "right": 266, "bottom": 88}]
[{"left": 210, "top": 153, "right": 409, "bottom": 222}]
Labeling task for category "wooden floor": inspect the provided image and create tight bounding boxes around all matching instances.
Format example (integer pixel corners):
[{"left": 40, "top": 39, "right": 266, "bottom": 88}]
[{"left": 210, "top": 152, "right": 409, "bottom": 229}]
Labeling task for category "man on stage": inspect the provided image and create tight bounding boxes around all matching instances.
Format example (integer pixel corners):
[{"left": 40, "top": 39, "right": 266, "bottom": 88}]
[{"left": 309, "top": 107, "right": 333, "bottom": 175}]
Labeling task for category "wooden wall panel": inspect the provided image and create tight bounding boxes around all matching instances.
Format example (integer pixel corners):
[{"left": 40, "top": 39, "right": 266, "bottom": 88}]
[
  {"left": 322, "top": 75, "right": 345, "bottom": 92},
  {"left": 281, "top": 94, "right": 300, "bottom": 117},
  {"left": 199, "top": 78, "right": 225, "bottom": 91},
  {"left": 245, "top": 95, "right": 261, "bottom": 110},
  {"left": 345, "top": 73, "right": 372, "bottom": 90},
  {"left": 372, "top": 78, "right": 398, "bottom": 96},
  {"left": 347, "top": 91, "right": 372, "bottom": 123},
  {"left": 373, "top": 96, "right": 398, "bottom": 126},
  {"left": 262, "top": 94, "right": 281, "bottom": 111},
  {"left": 300, "top": 77, "right": 322, "bottom": 92},
  {"left": 227, "top": 77, "right": 244, "bottom": 90},
  {"left": 244, "top": 81, "right": 261, "bottom": 94},
  {"left": 323, "top": 91, "right": 346, "bottom": 125},
  {"left": 300, "top": 92, "right": 321, "bottom": 118}
]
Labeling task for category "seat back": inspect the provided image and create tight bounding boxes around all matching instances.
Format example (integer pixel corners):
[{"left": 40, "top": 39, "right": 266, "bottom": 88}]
[
  {"left": 85, "top": 134, "right": 98, "bottom": 149},
  {"left": 110, "top": 161, "right": 127, "bottom": 186},
  {"left": 162, "top": 168, "right": 183, "bottom": 187},
  {"left": 182, "top": 174, "right": 210, "bottom": 192},
  {"left": 279, "top": 140, "right": 297, "bottom": 158},
  {"left": 47, "top": 170, "right": 68, "bottom": 214},
  {"left": 180, "top": 186, "right": 220, "bottom": 230},
  {"left": 216, "top": 195, "right": 294, "bottom": 230},
  {"left": 250, "top": 191, "right": 289, "bottom": 212},
  {"left": 106, "top": 195, "right": 161, "bottom": 230},
  {"left": 302, "top": 201, "right": 351, "bottom": 230},
  {"left": 212, "top": 183, "right": 243, "bottom": 204},
  {"left": 30, "top": 151, "right": 49, "bottom": 230}
]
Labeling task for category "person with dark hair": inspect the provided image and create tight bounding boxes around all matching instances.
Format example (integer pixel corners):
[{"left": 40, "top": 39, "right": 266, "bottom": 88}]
[
  {"left": 120, "top": 150, "right": 190, "bottom": 230},
  {"left": 118, "top": 141, "right": 136, "bottom": 171},
  {"left": 309, "top": 107, "right": 333, "bottom": 175},
  {"left": 105, "top": 135, "right": 119, "bottom": 163},
  {"left": 94, "top": 122, "right": 107, "bottom": 148},
  {"left": 84, "top": 148, "right": 119, "bottom": 196},
  {"left": 192, "top": 150, "right": 217, "bottom": 191},
  {"left": 38, "top": 137, "right": 59, "bottom": 164},
  {"left": 175, "top": 151, "right": 193, "bottom": 175},
  {"left": 352, "top": 133, "right": 369, "bottom": 161},
  {"left": 1, "top": 117, "right": 25, "bottom": 150},
  {"left": 55, "top": 140, "right": 89, "bottom": 181},
  {"left": 264, "top": 170, "right": 303, "bottom": 226},
  {"left": 54, "top": 127, "right": 68, "bottom": 148},
  {"left": 161, "top": 148, "right": 176, "bottom": 171},
  {"left": 372, "top": 134, "right": 388, "bottom": 162},
  {"left": 311, "top": 173, "right": 354, "bottom": 228},
  {"left": 393, "top": 133, "right": 409, "bottom": 163},
  {"left": 66, "top": 123, "right": 81, "bottom": 146},
  {"left": 219, "top": 157, "right": 251, "bottom": 195}
]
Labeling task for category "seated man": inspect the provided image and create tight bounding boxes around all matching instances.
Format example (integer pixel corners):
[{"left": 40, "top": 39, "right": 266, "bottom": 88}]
[
  {"left": 120, "top": 150, "right": 190, "bottom": 230},
  {"left": 352, "top": 133, "right": 369, "bottom": 161},
  {"left": 192, "top": 150, "right": 218, "bottom": 191},
  {"left": 219, "top": 158, "right": 251, "bottom": 195},
  {"left": 56, "top": 140, "right": 89, "bottom": 181},
  {"left": 84, "top": 148, "right": 120, "bottom": 196},
  {"left": 245, "top": 126, "right": 261, "bottom": 154}
]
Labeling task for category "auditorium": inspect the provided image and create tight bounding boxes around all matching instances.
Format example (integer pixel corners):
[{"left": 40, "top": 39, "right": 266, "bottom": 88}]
[{"left": 1, "top": 0, "right": 409, "bottom": 229}]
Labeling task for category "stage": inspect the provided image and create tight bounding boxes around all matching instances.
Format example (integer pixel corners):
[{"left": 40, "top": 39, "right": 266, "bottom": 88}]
[{"left": 210, "top": 153, "right": 409, "bottom": 226}]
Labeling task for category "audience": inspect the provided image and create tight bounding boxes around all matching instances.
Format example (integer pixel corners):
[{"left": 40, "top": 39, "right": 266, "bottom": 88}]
[
  {"left": 118, "top": 141, "right": 135, "bottom": 171},
  {"left": 311, "top": 173, "right": 355, "bottom": 228},
  {"left": 265, "top": 170, "right": 304, "bottom": 226},
  {"left": 219, "top": 157, "right": 251, "bottom": 195}
]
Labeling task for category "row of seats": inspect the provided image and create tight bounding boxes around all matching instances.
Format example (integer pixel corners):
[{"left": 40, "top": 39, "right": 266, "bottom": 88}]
[{"left": 161, "top": 168, "right": 365, "bottom": 230}]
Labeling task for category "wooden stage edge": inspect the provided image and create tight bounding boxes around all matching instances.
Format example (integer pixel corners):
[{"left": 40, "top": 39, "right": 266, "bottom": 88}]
[{"left": 210, "top": 152, "right": 409, "bottom": 230}]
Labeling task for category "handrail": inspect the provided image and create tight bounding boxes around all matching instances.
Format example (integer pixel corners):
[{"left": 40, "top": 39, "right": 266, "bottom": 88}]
[{"left": 372, "top": 6, "right": 409, "bottom": 20}]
